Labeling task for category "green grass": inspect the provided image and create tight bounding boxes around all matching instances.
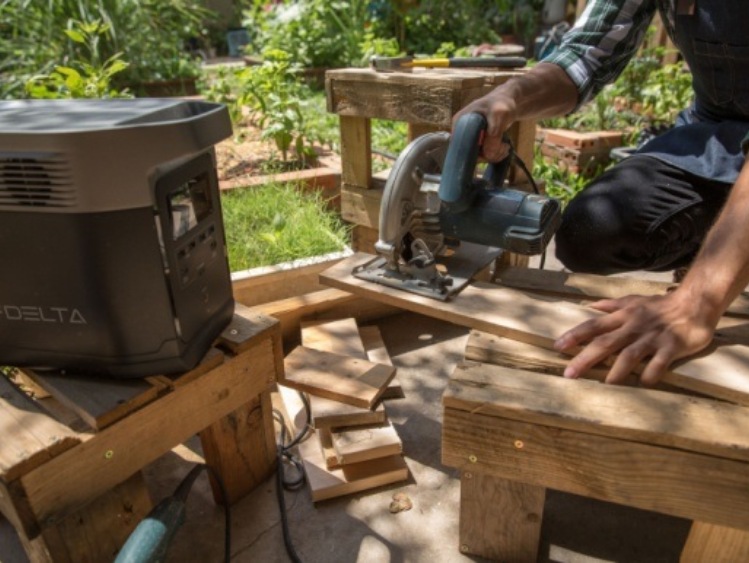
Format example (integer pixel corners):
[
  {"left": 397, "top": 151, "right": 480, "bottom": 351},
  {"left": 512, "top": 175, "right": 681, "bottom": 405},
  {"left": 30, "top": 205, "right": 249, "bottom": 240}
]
[{"left": 221, "top": 181, "right": 351, "bottom": 272}]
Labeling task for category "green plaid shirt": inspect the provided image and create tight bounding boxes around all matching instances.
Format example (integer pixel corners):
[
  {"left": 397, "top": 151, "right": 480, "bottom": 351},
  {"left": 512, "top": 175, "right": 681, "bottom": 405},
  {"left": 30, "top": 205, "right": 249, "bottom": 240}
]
[{"left": 543, "top": 0, "right": 676, "bottom": 108}]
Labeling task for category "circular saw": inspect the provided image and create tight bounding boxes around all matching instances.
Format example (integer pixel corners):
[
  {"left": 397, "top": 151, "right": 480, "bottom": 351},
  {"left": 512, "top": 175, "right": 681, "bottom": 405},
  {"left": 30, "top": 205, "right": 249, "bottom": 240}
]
[{"left": 353, "top": 112, "right": 562, "bottom": 301}]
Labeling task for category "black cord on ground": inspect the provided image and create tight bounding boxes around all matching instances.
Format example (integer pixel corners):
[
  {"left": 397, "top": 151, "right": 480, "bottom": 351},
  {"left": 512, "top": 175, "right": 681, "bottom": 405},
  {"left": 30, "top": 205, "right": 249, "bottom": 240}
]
[
  {"left": 272, "top": 390, "right": 313, "bottom": 562},
  {"left": 201, "top": 463, "right": 232, "bottom": 563}
]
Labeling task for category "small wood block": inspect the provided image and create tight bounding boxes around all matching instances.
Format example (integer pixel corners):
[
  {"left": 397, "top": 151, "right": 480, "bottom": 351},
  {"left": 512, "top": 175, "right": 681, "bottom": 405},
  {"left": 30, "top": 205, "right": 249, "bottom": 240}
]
[
  {"left": 310, "top": 394, "right": 386, "bottom": 429},
  {"left": 360, "top": 325, "right": 404, "bottom": 399},
  {"left": 301, "top": 318, "right": 367, "bottom": 359},
  {"left": 282, "top": 346, "right": 396, "bottom": 409},
  {"left": 331, "top": 421, "right": 402, "bottom": 465},
  {"left": 297, "top": 430, "right": 408, "bottom": 502},
  {"left": 217, "top": 310, "right": 279, "bottom": 354}
]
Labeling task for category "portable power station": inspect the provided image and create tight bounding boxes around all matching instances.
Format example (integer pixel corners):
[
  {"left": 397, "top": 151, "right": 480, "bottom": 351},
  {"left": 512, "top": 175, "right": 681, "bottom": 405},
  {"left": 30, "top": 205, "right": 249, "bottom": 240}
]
[{"left": 0, "top": 99, "right": 235, "bottom": 377}]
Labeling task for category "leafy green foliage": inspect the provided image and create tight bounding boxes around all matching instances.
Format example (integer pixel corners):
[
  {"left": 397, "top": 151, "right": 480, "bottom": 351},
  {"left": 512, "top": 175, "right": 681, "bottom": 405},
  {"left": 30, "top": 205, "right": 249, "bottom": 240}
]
[
  {"left": 25, "top": 20, "right": 131, "bottom": 99},
  {"left": 222, "top": 182, "right": 350, "bottom": 272},
  {"left": 242, "top": 0, "right": 375, "bottom": 69},
  {"left": 1, "top": 0, "right": 210, "bottom": 98}
]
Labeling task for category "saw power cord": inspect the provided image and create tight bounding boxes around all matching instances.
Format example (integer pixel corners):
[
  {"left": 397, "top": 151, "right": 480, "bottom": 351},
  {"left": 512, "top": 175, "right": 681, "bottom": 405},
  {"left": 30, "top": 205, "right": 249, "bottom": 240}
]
[{"left": 272, "top": 390, "right": 312, "bottom": 563}]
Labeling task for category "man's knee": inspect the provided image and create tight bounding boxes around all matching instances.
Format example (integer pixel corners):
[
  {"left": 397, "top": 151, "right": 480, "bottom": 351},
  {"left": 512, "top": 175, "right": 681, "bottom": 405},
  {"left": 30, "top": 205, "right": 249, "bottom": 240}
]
[{"left": 554, "top": 193, "right": 621, "bottom": 273}]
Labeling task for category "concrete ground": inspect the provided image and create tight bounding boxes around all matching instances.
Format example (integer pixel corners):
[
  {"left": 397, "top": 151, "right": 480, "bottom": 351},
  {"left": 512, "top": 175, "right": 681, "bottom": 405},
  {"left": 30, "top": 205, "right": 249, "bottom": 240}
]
[{"left": 1, "top": 250, "right": 692, "bottom": 563}]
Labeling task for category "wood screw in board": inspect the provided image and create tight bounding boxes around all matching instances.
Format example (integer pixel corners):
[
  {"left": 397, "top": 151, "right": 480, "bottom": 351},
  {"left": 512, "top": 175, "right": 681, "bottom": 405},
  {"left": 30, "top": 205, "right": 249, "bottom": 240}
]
[
  {"left": 514, "top": 440, "right": 524, "bottom": 449},
  {"left": 468, "top": 454, "right": 477, "bottom": 463},
  {"left": 104, "top": 450, "right": 114, "bottom": 460},
  {"left": 464, "top": 472, "right": 473, "bottom": 479},
  {"left": 460, "top": 545, "right": 470, "bottom": 553}
]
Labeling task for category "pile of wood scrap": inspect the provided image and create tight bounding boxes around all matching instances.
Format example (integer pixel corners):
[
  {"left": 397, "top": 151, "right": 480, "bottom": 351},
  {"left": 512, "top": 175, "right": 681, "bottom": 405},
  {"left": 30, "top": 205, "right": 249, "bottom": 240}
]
[
  {"left": 278, "top": 317, "right": 409, "bottom": 502},
  {"left": 537, "top": 128, "right": 625, "bottom": 177}
]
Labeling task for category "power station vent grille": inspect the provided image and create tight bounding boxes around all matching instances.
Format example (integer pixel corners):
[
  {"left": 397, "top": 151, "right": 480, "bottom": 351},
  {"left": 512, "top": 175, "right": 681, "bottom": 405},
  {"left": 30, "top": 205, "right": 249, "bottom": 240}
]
[{"left": 0, "top": 152, "right": 75, "bottom": 208}]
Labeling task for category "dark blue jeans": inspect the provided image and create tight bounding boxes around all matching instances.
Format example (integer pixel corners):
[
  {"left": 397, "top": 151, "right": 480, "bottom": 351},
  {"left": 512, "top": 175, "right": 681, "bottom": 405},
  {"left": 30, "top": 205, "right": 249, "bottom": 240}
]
[{"left": 554, "top": 155, "right": 731, "bottom": 275}]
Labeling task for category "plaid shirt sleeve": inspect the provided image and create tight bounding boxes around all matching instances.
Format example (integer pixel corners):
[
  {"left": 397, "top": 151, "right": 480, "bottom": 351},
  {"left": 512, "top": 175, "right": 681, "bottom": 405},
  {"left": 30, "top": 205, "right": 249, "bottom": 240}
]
[{"left": 541, "top": 0, "right": 659, "bottom": 109}]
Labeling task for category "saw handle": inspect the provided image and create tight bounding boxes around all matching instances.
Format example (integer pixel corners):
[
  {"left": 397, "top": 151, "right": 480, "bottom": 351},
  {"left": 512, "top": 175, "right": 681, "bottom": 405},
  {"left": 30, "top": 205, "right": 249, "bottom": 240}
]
[{"left": 439, "top": 112, "right": 512, "bottom": 213}]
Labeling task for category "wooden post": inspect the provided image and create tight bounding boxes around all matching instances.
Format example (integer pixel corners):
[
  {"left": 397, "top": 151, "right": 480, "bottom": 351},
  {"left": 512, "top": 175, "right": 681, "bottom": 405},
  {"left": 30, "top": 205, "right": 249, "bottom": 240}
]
[
  {"left": 459, "top": 471, "right": 545, "bottom": 561},
  {"left": 681, "top": 522, "right": 749, "bottom": 563}
]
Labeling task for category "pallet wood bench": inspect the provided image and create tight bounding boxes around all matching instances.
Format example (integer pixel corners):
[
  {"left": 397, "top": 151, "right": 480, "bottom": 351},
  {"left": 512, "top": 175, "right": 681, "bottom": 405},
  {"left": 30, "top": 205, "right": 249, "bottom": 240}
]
[
  {"left": 442, "top": 357, "right": 749, "bottom": 562},
  {"left": 325, "top": 67, "right": 536, "bottom": 261},
  {"left": 319, "top": 254, "right": 749, "bottom": 561},
  {"left": 0, "top": 310, "right": 282, "bottom": 563}
]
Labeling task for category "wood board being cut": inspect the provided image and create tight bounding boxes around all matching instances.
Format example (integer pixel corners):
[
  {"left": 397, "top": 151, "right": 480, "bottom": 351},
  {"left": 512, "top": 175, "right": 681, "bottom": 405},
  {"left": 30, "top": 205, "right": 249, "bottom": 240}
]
[{"left": 320, "top": 253, "right": 749, "bottom": 405}]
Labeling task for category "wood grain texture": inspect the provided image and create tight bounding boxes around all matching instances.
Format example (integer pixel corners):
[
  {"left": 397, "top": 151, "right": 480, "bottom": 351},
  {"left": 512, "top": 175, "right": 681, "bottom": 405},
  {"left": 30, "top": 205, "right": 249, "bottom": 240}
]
[
  {"left": 21, "top": 371, "right": 165, "bottom": 431},
  {"left": 494, "top": 265, "right": 749, "bottom": 318},
  {"left": 297, "top": 430, "right": 408, "bottom": 502},
  {"left": 331, "top": 422, "right": 402, "bottom": 465},
  {"left": 321, "top": 253, "right": 749, "bottom": 404},
  {"left": 459, "top": 471, "right": 544, "bottom": 562},
  {"left": 442, "top": 407, "right": 749, "bottom": 530},
  {"left": 300, "top": 318, "right": 390, "bottom": 428},
  {"left": 301, "top": 318, "right": 367, "bottom": 359},
  {"left": 19, "top": 338, "right": 277, "bottom": 526},
  {"left": 339, "top": 115, "right": 371, "bottom": 190},
  {"left": 0, "top": 376, "right": 80, "bottom": 482},
  {"left": 680, "top": 521, "right": 749, "bottom": 562},
  {"left": 199, "top": 391, "right": 277, "bottom": 505},
  {"left": 282, "top": 346, "right": 396, "bottom": 409},
  {"left": 444, "top": 362, "right": 749, "bottom": 463}
]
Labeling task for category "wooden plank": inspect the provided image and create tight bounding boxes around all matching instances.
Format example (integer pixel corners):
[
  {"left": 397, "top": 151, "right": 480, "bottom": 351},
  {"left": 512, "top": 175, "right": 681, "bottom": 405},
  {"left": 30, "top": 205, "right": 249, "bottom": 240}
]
[
  {"left": 459, "top": 471, "right": 545, "bottom": 561},
  {"left": 444, "top": 362, "right": 749, "bottom": 463},
  {"left": 231, "top": 252, "right": 348, "bottom": 307},
  {"left": 282, "top": 346, "right": 396, "bottom": 409},
  {"left": 681, "top": 522, "right": 749, "bottom": 562},
  {"left": 21, "top": 371, "right": 165, "bottom": 431},
  {"left": 19, "top": 337, "right": 277, "bottom": 527},
  {"left": 494, "top": 266, "right": 749, "bottom": 319},
  {"left": 321, "top": 253, "right": 749, "bottom": 404},
  {"left": 246, "top": 288, "right": 399, "bottom": 346},
  {"left": 339, "top": 115, "right": 371, "bottom": 190},
  {"left": 331, "top": 422, "right": 402, "bottom": 465},
  {"left": 326, "top": 68, "right": 519, "bottom": 128},
  {"left": 297, "top": 430, "right": 408, "bottom": 502},
  {"left": 442, "top": 407, "right": 749, "bottom": 530},
  {"left": 0, "top": 376, "right": 81, "bottom": 482},
  {"left": 340, "top": 183, "right": 382, "bottom": 228},
  {"left": 465, "top": 330, "right": 635, "bottom": 385}
]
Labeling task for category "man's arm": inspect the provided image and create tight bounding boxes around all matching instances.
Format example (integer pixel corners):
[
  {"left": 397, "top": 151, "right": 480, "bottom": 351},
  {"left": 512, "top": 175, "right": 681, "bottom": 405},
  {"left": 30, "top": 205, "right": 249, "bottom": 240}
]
[
  {"left": 555, "top": 157, "right": 749, "bottom": 385},
  {"left": 454, "top": 63, "right": 578, "bottom": 160}
]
